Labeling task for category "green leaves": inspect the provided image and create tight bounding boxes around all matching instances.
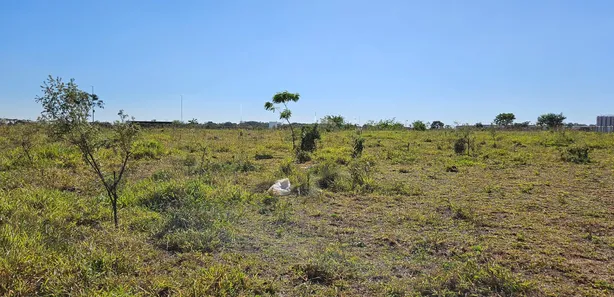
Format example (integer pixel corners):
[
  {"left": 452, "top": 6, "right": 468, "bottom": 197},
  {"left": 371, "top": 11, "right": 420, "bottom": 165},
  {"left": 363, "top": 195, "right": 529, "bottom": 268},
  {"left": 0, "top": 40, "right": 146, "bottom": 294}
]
[
  {"left": 35, "top": 75, "right": 103, "bottom": 136},
  {"left": 537, "top": 113, "right": 566, "bottom": 129},
  {"left": 412, "top": 120, "right": 427, "bottom": 131},
  {"left": 264, "top": 91, "right": 299, "bottom": 121},
  {"left": 279, "top": 109, "right": 292, "bottom": 120},
  {"left": 272, "top": 91, "right": 300, "bottom": 104},
  {"left": 494, "top": 113, "right": 516, "bottom": 126},
  {"left": 264, "top": 90, "right": 301, "bottom": 150}
]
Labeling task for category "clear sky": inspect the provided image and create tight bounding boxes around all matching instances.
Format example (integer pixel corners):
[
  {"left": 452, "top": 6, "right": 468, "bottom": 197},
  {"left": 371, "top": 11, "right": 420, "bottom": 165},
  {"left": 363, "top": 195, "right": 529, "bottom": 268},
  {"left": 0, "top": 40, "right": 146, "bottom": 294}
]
[{"left": 1, "top": 0, "right": 613, "bottom": 125}]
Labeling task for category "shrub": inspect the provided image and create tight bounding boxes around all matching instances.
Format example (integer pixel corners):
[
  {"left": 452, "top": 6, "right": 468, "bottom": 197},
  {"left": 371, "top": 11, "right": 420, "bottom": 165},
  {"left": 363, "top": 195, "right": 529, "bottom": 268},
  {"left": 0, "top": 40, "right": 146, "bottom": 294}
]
[
  {"left": 561, "top": 145, "right": 590, "bottom": 164},
  {"left": 454, "top": 138, "right": 466, "bottom": 155},
  {"left": 291, "top": 169, "right": 313, "bottom": 196},
  {"left": 295, "top": 150, "right": 311, "bottom": 164},
  {"left": 279, "top": 158, "right": 294, "bottom": 176},
  {"left": 352, "top": 136, "right": 364, "bottom": 158},
  {"left": 299, "top": 124, "right": 321, "bottom": 153}
]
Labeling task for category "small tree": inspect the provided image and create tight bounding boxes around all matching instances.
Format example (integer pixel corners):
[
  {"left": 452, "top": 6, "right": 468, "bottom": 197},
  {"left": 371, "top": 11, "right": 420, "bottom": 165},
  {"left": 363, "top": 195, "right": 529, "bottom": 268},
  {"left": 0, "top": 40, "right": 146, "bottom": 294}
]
[
  {"left": 537, "top": 113, "right": 566, "bottom": 129},
  {"left": 412, "top": 120, "right": 427, "bottom": 131},
  {"left": 431, "top": 121, "right": 444, "bottom": 129},
  {"left": 265, "top": 91, "right": 300, "bottom": 150},
  {"left": 36, "top": 76, "right": 139, "bottom": 228},
  {"left": 494, "top": 113, "right": 515, "bottom": 127},
  {"left": 321, "top": 115, "right": 346, "bottom": 130}
]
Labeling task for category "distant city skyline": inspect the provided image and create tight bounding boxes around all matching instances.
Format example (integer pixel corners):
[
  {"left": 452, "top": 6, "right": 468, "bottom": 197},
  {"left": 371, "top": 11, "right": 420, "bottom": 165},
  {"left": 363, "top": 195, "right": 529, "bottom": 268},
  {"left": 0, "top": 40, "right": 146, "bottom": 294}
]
[{"left": 1, "top": 0, "right": 613, "bottom": 125}]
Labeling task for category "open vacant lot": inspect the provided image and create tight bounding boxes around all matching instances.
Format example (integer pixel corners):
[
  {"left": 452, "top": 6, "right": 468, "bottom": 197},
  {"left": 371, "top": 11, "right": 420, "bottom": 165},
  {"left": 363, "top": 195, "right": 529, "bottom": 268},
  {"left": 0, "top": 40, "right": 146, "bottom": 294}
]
[{"left": 1, "top": 126, "right": 613, "bottom": 296}]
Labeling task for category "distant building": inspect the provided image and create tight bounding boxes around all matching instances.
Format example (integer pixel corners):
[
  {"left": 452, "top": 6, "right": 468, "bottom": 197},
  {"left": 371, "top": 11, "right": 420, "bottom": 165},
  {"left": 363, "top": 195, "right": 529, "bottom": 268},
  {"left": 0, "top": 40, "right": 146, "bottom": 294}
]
[
  {"left": 129, "top": 120, "right": 173, "bottom": 127},
  {"left": 269, "top": 122, "right": 281, "bottom": 129},
  {"left": 596, "top": 116, "right": 614, "bottom": 132}
]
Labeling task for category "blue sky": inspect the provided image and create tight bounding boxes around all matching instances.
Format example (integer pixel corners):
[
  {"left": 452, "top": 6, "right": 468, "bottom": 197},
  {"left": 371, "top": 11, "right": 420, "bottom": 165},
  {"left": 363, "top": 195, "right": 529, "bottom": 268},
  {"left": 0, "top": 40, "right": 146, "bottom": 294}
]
[{"left": 1, "top": 0, "right": 613, "bottom": 125}]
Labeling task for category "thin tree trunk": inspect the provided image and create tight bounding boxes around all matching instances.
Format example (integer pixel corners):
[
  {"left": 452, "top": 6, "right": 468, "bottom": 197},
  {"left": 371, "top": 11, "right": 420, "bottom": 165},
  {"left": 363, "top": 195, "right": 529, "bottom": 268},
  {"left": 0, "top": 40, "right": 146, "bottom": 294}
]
[
  {"left": 112, "top": 194, "right": 119, "bottom": 228},
  {"left": 287, "top": 119, "right": 296, "bottom": 151}
]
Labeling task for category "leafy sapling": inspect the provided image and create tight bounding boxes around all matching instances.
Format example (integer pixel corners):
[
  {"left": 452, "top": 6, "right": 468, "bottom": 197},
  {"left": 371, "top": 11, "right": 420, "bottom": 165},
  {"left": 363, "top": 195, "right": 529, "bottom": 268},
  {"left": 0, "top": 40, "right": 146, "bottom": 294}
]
[
  {"left": 265, "top": 91, "right": 300, "bottom": 151},
  {"left": 36, "top": 75, "right": 139, "bottom": 228}
]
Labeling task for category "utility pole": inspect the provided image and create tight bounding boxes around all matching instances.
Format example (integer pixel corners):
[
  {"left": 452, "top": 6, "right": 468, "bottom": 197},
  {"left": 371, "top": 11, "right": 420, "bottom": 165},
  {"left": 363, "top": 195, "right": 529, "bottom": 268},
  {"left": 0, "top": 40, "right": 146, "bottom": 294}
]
[{"left": 180, "top": 95, "right": 183, "bottom": 123}]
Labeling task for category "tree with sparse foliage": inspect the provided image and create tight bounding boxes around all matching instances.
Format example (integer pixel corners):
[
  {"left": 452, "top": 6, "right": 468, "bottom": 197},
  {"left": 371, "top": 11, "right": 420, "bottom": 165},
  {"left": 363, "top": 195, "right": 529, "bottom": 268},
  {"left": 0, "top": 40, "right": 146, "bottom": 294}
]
[
  {"left": 36, "top": 75, "right": 139, "bottom": 228},
  {"left": 537, "top": 113, "right": 566, "bottom": 129},
  {"left": 412, "top": 120, "right": 427, "bottom": 131},
  {"left": 494, "top": 113, "right": 516, "bottom": 127},
  {"left": 265, "top": 91, "right": 300, "bottom": 150},
  {"left": 431, "top": 121, "right": 444, "bottom": 129}
]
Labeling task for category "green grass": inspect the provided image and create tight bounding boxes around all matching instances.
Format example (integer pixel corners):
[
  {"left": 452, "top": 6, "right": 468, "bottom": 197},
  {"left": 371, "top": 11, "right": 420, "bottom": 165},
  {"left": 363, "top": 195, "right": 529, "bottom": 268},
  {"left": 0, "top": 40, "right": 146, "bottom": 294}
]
[{"left": 1, "top": 126, "right": 614, "bottom": 296}]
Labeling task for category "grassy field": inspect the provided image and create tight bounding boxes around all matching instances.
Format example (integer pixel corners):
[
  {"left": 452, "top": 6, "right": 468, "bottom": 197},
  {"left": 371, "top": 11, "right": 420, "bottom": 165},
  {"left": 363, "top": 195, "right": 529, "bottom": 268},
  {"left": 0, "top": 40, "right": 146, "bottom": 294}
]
[{"left": 1, "top": 125, "right": 613, "bottom": 296}]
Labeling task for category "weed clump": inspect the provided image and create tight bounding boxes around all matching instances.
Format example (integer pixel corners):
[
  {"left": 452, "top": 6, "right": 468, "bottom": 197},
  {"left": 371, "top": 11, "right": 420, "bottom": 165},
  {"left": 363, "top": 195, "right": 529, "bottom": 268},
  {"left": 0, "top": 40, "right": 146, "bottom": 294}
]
[
  {"left": 132, "top": 139, "right": 164, "bottom": 160},
  {"left": 349, "top": 158, "right": 375, "bottom": 192},
  {"left": 255, "top": 153, "right": 274, "bottom": 160},
  {"left": 417, "top": 260, "right": 536, "bottom": 296},
  {"left": 192, "top": 264, "right": 276, "bottom": 296},
  {"left": 295, "top": 150, "right": 312, "bottom": 164},
  {"left": 561, "top": 145, "right": 590, "bottom": 164},
  {"left": 316, "top": 161, "right": 342, "bottom": 190},
  {"left": 294, "top": 246, "right": 356, "bottom": 286}
]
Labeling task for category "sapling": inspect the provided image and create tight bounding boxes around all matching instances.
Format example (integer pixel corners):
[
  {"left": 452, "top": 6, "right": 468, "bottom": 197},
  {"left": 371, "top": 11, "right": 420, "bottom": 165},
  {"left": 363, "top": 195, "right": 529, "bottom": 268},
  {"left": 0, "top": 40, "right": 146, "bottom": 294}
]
[
  {"left": 264, "top": 91, "right": 300, "bottom": 151},
  {"left": 36, "top": 75, "right": 139, "bottom": 228}
]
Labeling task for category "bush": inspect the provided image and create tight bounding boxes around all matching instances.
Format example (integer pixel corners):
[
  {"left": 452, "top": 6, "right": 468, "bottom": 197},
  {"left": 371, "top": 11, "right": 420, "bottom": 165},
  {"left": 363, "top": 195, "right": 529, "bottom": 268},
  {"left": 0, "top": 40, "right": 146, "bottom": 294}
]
[
  {"left": 352, "top": 136, "right": 364, "bottom": 158},
  {"left": 279, "top": 158, "right": 294, "bottom": 176},
  {"left": 454, "top": 138, "right": 466, "bottom": 155},
  {"left": 295, "top": 150, "right": 311, "bottom": 164},
  {"left": 299, "top": 124, "right": 321, "bottom": 153},
  {"left": 561, "top": 145, "right": 590, "bottom": 164}
]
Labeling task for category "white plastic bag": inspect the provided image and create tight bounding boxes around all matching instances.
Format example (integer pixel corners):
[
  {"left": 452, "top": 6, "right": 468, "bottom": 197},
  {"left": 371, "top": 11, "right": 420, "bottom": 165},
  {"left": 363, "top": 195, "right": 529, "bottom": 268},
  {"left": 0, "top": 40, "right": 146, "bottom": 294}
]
[{"left": 268, "top": 178, "right": 292, "bottom": 196}]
